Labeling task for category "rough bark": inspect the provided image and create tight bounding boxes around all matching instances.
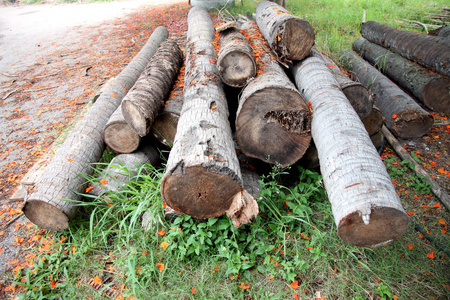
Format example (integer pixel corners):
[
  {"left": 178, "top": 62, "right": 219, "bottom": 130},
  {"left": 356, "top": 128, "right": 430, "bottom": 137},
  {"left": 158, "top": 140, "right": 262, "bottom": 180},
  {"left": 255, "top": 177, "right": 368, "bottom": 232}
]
[
  {"left": 339, "top": 49, "right": 433, "bottom": 139},
  {"left": 189, "top": 0, "right": 235, "bottom": 9},
  {"left": 352, "top": 37, "right": 450, "bottom": 113},
  {"left": 293, "top": 54, "right": 408, "bottom": 247},
  {"left": 121, "top": 39, "right": 183, "bottom": 137},
  {"left": 161, "top": 7, "right": 258, "bottom": 228},
  {"left": 361, "top": 21, "right": 450, "bottom": 76},
  {"left": 23, "top": 27, "right": 169, "bottom": 231},
  {"left": 218, "top": 28, "right": 257, "bottom": 87},
  {"left": 151, "top": 63, "right": 185, "bottom": 146},
  {"left": 255, "top": 0, "right": 315, "bottom": 63},
  {"left": 103, "top": 105, "right": 141, "bottom": 154},
  {"left": 318, "top": 49, "right": 374, "bottom": 120},
  {"left": 381, "top": 125, "right": 450, "bottom": 211},
  {"left": 236, "top": 21, "right": 311, "bottom": 167},
  {"left": 88, "top": 144, "right": 159, "bottom": 196}
]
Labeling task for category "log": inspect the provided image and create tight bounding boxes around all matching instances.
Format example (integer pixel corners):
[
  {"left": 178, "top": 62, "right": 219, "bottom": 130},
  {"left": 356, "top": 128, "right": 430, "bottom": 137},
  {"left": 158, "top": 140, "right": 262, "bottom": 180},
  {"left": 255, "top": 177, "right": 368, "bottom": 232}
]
[
  {"left": 339, "top": 49, "right": 433, "bottom": 139},
  {"left": 88, "top": 143, "right": 160, "bottom": 196},
  {"left": 271, "top": 0, "right": 286, "bottom": 8},
  {"left": 103, "top": 105, "right": 141, "bottom": 154},
  {"left": 189, "top": 0, "right": 235, "bottom": 10},
  {"left": 381, "top": 125, "right": 450, "bottom": 211},
  {"left": 23, "top": 27, "right": 169, "bottom": 231},
  {"left": 255, "top": 0, "right": 315, "bottom": 63},
  {"left": 352, "top": 37, "right": 450, "bottom": 113},
  {"left": 151, "top": 64, "right": 185, "bottom": 146},
  {"left": 318, "top": 49, "right": 374, "bottom": 120},
  {"left": 360, "top": 21, "right": 450, "bottom": 76},
  {"left": 161, "top": 7, "right": 258, "bottom": 228},
  {"left": 121, "top": 39, "right": 183, "bottom": 137},
  {"left": 362, "top": 106, "right": 385, "bottom": 149},
  {"left": 217, "top": 28, "right": 257, "bottom": 87},
  {"left": 292, "top": 54, "right": 409, "bottom": 248},
  {"left": 236, "top": 21, "right": 312, "bottom": 167}
]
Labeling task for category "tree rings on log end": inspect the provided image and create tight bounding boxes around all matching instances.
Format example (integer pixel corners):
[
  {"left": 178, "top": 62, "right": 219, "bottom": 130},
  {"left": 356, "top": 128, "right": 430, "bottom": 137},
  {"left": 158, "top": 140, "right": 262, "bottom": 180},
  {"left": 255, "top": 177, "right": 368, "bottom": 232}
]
[
  {"left": 23, "top": 200, "right": 69, "bottom": 231},
  {"left": 104, "top": 122, "right": 141, "bottom": 154},
  {"left": 337, "top": 207, "right": 409, "bottom": 247},
  {"left": 121, "top": 100, "right": 149, "bottom": 137},
  {"left": 392, "top": 110, "right": 433, "bottom": 139},
  {"left": 277, "top": 18, "right": 315, "bottom": 62},
  {"left": 162, "top": 166, "right": 242, "bottom": 219},
  {"left": 236, "top": 87, "right": 311, "bottom": 167},
  {"left": 218, "top": 51, "right": 256, "bottom": 87},
  {"left": 422, "top": 77, "right": 450, "bottom": 114}
]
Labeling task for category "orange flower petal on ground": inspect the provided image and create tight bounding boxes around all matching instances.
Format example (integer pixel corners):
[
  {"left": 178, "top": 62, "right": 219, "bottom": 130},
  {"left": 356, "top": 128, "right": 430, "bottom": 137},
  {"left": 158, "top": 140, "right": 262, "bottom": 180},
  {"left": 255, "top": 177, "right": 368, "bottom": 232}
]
[
  {"left": 100, "top": 179, "right": 108, "bottom": 185},
  {"left": 407, "top": 244, "right": 414, "bottom": 250},
  {"left": 51, "top": 280, "right": 58, "bottom": 289},
  {"left": 191, "top": 287, "right": 196, "bottom": 294},
  {"left": 433, "top": 203, "right": 441, "bottom": 208},
  {"left": 160, "top": 241, "right": 169, "bottom": 250},
  {"left": 290, "top": 280, "right": 299, "bottom": 289},
  {"left": 392, "top": 114, "right": 398, "bottom": 119},
  {"left": 156, "top": 263, "right": 164, "bottom": 272},
  {"left": 85, "top": 186, "right": 93, "bottom": 193},
  {"left": 407, "top": 210, "right": 415, "bottom": 216},
  {"left": 293, "top": 292, "right": 299, "bottom": 300},
  {"left": 239, "top": 282, "right": 250, "bottom": 289},
  {"left": 157, "top": 229, "right": 165, "bottom": 236},
  {"left": 93, "top": 276, "right": 102, "bottom": 284},
  {"left": 427, "top": 252, "right": 434, "bottom": 259},
  {"left": 438, "top": 220, "right": 446, "bottom": 225}
]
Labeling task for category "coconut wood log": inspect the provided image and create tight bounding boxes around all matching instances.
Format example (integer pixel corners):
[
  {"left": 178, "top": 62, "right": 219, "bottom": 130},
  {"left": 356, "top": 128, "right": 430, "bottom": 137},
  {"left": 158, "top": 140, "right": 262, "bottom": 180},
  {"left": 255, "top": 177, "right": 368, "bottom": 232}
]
[
  {"left": 293, "top": 54, "right": 408, "bottom": 247},
  {"left": 255, "top": 0, "right": 315, "bottom": 63},
  {"left": 103, "top": 105, "right": 141, "bottom": 154},
  {"left": 352, "top": 37, "right": 450, "bottom": 113},
  {"left": 88, "top": 144, "right": 160, "bottom": 196},
  {"left": 218, "top": 28, "right": 257, "bottom": 87},
  {"left": 121, "top": 39, "right": 183, "bottom": 137},
  {"left": 339, "top": 49, "right": 433, "bottom": 139},
  {"left": 151, "top": 64, "right": 185, "bottom": 146},
  {"left": 23, "top": 27, "right": 169, "bottom": 231},
  {"left": 317, "top": 49, "right": 374, "bottom": 120},
  {"left": 236, "top": 21, "right": 312, "bottom": 167},
  {"left": 161, "top": 7, "right": 258, "bottom": 228},
  {"left": 381, "top": 125, "right": 450, "bottom": 211},
  {"left": 189, "top": 0, "right": 235, "bottom": 10},
  {"left": 361, "top": 21, "right": 450, "bottom": 76}
]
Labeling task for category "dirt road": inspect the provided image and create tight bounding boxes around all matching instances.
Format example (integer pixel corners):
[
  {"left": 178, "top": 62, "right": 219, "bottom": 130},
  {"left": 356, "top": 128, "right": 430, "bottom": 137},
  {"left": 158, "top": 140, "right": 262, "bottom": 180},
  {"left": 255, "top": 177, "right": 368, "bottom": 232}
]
[{"left": 0, "top": 0, "right": 186, "bottom": 292}]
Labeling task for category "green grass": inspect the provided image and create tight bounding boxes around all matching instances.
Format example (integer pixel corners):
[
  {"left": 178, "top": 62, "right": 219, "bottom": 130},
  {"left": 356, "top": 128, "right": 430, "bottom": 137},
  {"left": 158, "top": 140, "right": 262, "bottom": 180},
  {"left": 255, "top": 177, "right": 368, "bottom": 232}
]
[
  {"left": 229, "top": 0, "right": 448, "bottom": 59},
  {"left": 6, "top": 0, "right": 450, "bottom": 299}
]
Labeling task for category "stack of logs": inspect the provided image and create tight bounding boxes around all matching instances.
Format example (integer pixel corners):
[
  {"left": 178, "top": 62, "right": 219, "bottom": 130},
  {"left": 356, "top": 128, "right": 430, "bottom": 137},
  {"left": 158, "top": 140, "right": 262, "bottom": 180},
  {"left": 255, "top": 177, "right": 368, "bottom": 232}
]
[{"left": 22, "top": 1, "right": 449, "bottom": 247}]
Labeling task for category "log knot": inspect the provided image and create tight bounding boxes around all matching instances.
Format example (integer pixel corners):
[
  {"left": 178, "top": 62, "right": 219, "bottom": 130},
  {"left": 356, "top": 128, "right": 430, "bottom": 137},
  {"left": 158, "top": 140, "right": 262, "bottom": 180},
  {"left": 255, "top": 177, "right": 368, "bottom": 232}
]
[{"left": 264, "top": 110, "right": 311, "bottom": 134}]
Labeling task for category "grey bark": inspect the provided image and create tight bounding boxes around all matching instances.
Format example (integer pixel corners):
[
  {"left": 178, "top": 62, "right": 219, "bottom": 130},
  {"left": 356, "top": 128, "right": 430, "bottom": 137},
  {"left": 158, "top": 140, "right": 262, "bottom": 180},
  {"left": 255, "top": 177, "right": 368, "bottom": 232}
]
[
  {"left": 23, "top": 27, "right": 169, "bottom": 231},
  {"left": 121, "top": 39, "right": 183, "bottom": 137},
  {"left": 218, "top": 28, "right": 256, "bottom": 87},
  {"left": 361, "top": 21, "right": 450, "bottom": 76},
  {"left": 236, "top": 21, "right": 312, "bottom": 167},
  {"left": 88, "top": 144, "right": 159, "bottom": 196},
  {"left": 256, "top": 0, "right": 315, "bottom": 62},
  {"left": 339, "top": 49, "right": 433, "bottom": 139},
  {"left": 161, "top": 7, "right": 258, "bottom": 228},
  {"left": 293, "top": 54, "right": 408, "bottom": 247},
  {"left": 352, "top": 37, "right": 450, "bottom": 113}
]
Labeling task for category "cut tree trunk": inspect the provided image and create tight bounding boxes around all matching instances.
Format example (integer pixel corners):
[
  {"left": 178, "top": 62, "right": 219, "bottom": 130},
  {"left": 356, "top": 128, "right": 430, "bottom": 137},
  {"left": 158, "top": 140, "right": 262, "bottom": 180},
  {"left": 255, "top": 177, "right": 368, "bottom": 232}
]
[
  {"left": 361, "top": 21, "right": 450, "bottom": 76},
  {"left": 271, "top": 0, "right": 286, "bottom": 8},
  {"left": 103, "top": 105, "right": 141, "bottom": 154},
  {"left": 217, "top": 28, "right": 257, "bottom": 87},
  {"left": 317, "top": 49, "right": 374, "bottom": 120},
  {"left": 23, "top": 27, "right": 169, "bottom": 231},
  {"left": 189, "top": 0, "right": 235, "bottom": 10},
  {"left": 293, "top": 54, "right": 409, "bottom": 247},
  {"left": 88, "top": 143, "right": 159, "bottom": 196},
  {"left": 362, "top": 106, "right": 385, "bottom": 149},
  {"left": 151, "top": 63, "right": 185, "bottom": 146},
  {"left": 339, "top": 49, "right": 433, "bottom": 139},
  {"left": 161, "top": 7, "right": 258, "bottom": 228},
  {"left": 352, "top": 37, "right": 450, "bottom": 113},
  {"left": 236, "top": 21, "right": 312, "bottom": 166},
  {"left": 121, "top": 39, "right": 183, "bottom": 137},
  {"left": 255, "top": 0, "right": 315, "bottom": 63}
]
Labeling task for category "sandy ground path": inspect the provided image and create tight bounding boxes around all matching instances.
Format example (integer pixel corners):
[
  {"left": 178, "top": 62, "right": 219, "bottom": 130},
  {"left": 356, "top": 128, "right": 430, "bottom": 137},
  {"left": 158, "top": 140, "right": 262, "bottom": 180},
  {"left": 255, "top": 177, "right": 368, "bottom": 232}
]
[{"left": 0, "top": 0, "right": 186, "bottom": 292}]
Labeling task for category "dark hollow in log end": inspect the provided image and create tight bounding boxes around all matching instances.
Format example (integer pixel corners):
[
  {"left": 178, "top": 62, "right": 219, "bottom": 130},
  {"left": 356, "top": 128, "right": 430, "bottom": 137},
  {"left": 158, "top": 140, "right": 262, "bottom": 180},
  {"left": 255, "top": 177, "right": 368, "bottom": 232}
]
[
  {"left": 278, "top": 18, "right": 315, "bottom": 61},
  {"left": 218, "top": 52, "right": 256, "bottom": 87},
  {"left": 237, "top": 87, "right": 311, "bottom": 166},
  {"left": 23, "top": 200, "right": 69, "bottom": 231},
  {"left": 392, "top": 110, "right": 434, "bottom": 139},
  {"left": 338, "top": 207, "right": 409, "bottom": 247},
  {"left": 104, "top": 122, "right": 141, "bottom": 154},
  {"left": 162, "top": 166, "right": 242, "bottom": 219},
  {"left": 422, "top": 77, "right": 450, "bottom": 114},
  {"left": 121, "top": 100, "right": 150, "bottom": 137}
]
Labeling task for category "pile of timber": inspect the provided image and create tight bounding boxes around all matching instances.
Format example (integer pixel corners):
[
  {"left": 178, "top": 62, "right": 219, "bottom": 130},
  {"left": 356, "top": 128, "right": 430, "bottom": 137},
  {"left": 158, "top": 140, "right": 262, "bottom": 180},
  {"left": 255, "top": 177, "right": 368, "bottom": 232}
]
[{"left": 24, "top": 2, "right": 448, "bottom": 248}]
